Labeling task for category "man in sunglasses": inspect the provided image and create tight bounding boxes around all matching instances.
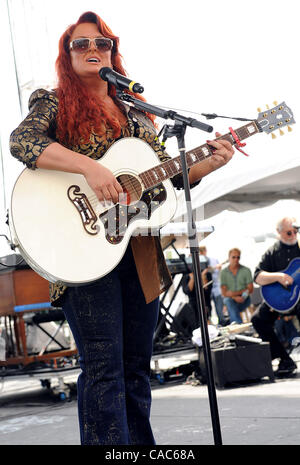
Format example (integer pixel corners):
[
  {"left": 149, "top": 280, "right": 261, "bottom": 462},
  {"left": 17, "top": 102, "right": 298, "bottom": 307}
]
[
  {"left": 220, "top": 248, "right": 253, "bottom": 324},
  {"left": 252, "top": 217, "right": 299, "bottom": 377}
]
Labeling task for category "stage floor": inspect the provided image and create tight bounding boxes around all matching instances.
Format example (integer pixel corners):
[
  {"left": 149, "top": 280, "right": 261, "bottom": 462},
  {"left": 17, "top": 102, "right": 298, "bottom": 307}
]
[{"left": 0, "top": 355, "right": 300, "bottom": 445}]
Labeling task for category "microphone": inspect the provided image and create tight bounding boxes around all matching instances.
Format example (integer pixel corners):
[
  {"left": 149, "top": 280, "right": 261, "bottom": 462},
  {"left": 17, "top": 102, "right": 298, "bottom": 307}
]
[{"left": 99, "top": 67, "right": 144, "bottom": 93}]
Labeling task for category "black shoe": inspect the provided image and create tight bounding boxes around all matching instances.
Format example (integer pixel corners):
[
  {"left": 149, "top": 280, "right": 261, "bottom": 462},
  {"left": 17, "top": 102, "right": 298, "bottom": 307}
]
[{"left": 274, "top": 358, "right": 297, "bottom": 378}]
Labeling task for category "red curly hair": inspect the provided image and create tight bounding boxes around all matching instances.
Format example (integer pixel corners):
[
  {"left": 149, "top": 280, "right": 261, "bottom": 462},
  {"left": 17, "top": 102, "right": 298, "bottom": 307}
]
[{"left": 55, "top": 11, "right": 155, "bottom": 145}]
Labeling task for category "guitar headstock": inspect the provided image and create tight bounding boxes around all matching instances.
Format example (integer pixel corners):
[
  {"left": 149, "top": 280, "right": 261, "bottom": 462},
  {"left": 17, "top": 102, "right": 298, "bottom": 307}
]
[{"left": 256, "top": 101, "right": 295, "bottom": 138}]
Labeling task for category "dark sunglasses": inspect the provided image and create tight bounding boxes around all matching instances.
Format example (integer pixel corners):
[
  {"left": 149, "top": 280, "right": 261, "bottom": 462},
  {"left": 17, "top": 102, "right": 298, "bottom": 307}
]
[
  {"left": 286, "top": 229, "right": 298, "bottom": 236},
  {"left": 69, "top": 37, "right": 114, "bottom": 53},
  {"left": 231, "top": 256, "right": 240, "bottom": 259}
]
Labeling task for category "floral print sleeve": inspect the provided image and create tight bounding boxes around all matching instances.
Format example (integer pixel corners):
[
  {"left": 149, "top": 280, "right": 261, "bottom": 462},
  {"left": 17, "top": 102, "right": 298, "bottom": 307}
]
[{"left": 10, "top": 89, "right": 58, "bottom": 169}]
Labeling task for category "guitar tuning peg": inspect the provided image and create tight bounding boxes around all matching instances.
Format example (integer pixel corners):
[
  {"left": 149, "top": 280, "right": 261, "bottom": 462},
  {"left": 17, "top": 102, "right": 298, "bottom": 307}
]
[
  {"left": 273, "top": 101, "right": 278, "bottom": 106},
  {"left": 288, "top": 126, "right": 293, "bottom": 132},
  {"left": 257, "top": 107, "right": 262, "bottom": 113},
  {"left": 271, "top": 133, "right": 276, "bottom": 139},
  {"left": 266, "top": 104, "right": 270, "bottom": 109},
  {"left": 279, "top": 129, "right": 284, "bottom": 136}
]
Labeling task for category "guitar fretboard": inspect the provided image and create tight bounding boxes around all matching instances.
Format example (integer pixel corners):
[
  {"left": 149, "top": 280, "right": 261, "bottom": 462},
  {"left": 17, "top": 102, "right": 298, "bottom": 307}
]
[{"left": 140, "top": 121, "right": 260, "bottom": 190}]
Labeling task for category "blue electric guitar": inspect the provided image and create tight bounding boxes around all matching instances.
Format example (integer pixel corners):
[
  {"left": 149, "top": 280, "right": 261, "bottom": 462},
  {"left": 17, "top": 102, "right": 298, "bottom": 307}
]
[{"left": 261, "top": 257, "right": 300, "bottom": 313}]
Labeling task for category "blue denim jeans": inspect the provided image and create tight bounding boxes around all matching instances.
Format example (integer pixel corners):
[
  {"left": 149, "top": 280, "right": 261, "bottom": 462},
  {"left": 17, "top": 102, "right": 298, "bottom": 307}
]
[
  {"left": 62, "top": 245, "right": 159, "bottom": 445},
  {"left": 223, "top": 296, "right": 251, "bottom": 324},
  {"left": 212, "top": 293, "right": 227, "bottom": 326}
]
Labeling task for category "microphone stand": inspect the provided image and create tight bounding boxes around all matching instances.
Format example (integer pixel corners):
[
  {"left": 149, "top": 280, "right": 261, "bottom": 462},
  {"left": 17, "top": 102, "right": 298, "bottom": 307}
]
[{"left": 116, "top": 90, "right": 223, "bottom": 445}]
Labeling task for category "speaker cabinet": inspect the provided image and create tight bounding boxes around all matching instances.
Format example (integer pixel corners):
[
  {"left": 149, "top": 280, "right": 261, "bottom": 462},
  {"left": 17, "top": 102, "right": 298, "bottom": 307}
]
[{"left": 199, "top": 342, "right": 275, "bottom": 388}]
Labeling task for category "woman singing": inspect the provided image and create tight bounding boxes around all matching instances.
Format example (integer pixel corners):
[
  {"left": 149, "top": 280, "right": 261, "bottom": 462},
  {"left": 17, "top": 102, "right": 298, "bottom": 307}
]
[{"left": 10, "top": 11, "right": 234, "bottom": 445}]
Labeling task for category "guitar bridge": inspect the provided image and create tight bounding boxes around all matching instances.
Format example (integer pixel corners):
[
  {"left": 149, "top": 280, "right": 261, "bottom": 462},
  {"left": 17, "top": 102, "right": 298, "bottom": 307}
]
[
  {"left": 99, "top": 183, "right": 167, "bottom": 244},
  {"left": 67, "top": 185, "right": 100, "bottom": 235}
]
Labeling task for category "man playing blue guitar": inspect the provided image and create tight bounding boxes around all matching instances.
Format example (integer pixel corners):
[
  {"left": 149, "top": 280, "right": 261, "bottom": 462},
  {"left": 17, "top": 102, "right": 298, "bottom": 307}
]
[{"left": 251, "top": 217, "right": 299, "bottom": 377}]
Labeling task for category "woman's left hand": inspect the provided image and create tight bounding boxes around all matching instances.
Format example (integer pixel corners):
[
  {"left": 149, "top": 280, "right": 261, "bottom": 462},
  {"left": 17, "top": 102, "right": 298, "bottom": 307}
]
[{"left": 207, "top": 132, "right": 235, "bottom": 171}]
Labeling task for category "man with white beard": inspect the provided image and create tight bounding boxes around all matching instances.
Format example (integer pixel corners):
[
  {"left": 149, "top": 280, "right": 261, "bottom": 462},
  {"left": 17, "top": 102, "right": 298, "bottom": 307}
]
[{"left": 252, "top": 217, "right": 299, "bottom": 377}]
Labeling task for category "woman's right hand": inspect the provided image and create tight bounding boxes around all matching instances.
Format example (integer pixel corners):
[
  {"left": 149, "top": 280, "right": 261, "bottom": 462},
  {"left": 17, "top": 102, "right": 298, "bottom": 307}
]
[
  {"left": 83, "top": 161, "right": 123, "bottom": 204},
  {"left": 36, "top": 143, "right": 124, "bottom": 203}
]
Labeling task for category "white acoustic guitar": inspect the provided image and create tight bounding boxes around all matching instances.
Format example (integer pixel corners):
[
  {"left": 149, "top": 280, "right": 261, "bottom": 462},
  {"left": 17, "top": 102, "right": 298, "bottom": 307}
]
[{"left": 9, "top": 102, "right": 295, "bottom": 285}]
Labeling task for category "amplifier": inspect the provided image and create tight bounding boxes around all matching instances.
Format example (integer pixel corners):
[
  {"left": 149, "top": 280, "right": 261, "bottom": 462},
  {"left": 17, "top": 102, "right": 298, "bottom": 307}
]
[{"left": 199, "top": 342, "right": 275, "bottom": 388}]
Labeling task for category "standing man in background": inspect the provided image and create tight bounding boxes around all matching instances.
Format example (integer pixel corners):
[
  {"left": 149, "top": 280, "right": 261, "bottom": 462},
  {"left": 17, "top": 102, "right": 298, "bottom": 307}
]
[{"left": 201, "top": 246, "right": 228, "bottom": 326}]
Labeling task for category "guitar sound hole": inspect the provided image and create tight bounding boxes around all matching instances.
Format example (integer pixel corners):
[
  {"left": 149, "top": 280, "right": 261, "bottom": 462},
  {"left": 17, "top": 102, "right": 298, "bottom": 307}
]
[{"left": 117, "top": 174, "right": 142, "bottom": 206}]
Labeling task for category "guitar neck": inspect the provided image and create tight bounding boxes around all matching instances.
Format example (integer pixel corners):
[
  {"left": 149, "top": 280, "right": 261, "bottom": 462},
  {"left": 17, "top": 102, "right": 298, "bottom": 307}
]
[{"left": 140, "top": 120, "right": 261, "bottom": 189}]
